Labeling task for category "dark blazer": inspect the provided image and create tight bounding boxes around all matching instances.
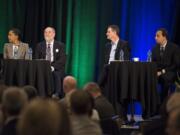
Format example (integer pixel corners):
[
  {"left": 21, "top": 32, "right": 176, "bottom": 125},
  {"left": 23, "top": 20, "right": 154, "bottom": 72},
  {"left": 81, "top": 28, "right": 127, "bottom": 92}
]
[
  {"left": 95, "top": 95, "right": 115, "bottom": 119},
  {"left": 104, "top": 39, "right": 131, "bottom": 64},
  {"left": 1, "top": 118, "right": 18, "bottom": 135},
  {"left": 35, "top": 40, "right": 66, "bottom": 74},
  {"left": 152, "top": 41, "right": 180, "bottom": 73}
]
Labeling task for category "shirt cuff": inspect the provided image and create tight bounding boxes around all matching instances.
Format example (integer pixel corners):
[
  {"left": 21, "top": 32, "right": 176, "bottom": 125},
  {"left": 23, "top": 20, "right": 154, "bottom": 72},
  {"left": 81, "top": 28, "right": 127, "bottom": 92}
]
[
  {"left": 162, "top": 69, "right": 166, "bottom": 74},
  {"left": 51, "top": 66, "right": 54, "bottom": 71}
]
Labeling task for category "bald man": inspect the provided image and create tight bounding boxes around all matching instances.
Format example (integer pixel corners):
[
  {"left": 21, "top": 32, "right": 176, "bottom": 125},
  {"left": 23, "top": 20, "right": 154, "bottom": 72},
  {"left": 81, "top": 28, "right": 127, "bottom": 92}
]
[
  {"left": 59, "top": 76, "right": 77, "bottom": 112},
  {"left": 63, "top": 76, "right": 77, "bottom": 94},
  {"left": 35, "top": 27, "right": 66, "bottom": 97}
]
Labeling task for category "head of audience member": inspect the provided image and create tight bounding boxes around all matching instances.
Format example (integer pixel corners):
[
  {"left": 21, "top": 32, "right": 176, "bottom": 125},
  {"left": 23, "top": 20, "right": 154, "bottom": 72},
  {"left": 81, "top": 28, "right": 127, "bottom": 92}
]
[
  {"left": 8, "top": 28, "right": 22, "bottom": 44},
  {"left": 63, "top": 76, "right": 77, "bottom": 95},
  {"left": 23, "top": 85, "right": 37, "bottom": 101},
  {"left": 83, "top": 82, "right": 102, "bottom": 99},
  {"left": 0, "top": 84, "right": 7, "bottom": 104},
  {"left": 106, "top": 25, "right": 119, "bottom": 43},
  {"left": 155, "top": 28, "right": 168, "bottom": 46},
  {"left": 0, "top": 84, "right": 7, "bottom": 128},
  {"left": 166, "top": 93, "right": 180, "bottom": 113},
  {"left": 70, "top": 90, "right": 94, "bottom": 116},
  {"left": 166, "top": 109, "right": 180, "bottom": 135},
  {"left": 2, "top": 87, "right": 28, "bottom": 118},
  {"left": 18, "top": 98, "right": 71, "bottom": 135},
  {"left": 44, "top": 27, "right": 56, "bottom": 43}
]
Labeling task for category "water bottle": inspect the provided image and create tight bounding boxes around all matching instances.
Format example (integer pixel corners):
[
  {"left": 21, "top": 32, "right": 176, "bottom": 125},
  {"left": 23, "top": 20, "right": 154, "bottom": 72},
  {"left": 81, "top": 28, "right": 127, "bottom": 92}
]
[
  {"left": 28, "top": 48, "right": 33, "bottom": 60},
  {"left": 147, "top": 50, "right": 152, "bottom": 62},
  {"left": 119, "top": 49, "right": 124, "bottom": 61}
]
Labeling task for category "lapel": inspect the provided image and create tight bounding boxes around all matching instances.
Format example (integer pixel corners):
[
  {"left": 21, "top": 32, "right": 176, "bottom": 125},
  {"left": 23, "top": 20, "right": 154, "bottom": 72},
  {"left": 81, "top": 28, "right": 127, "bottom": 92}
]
[
  {"left": 17, "top": 43, "right": 24, "bottom": 58},
  {"left": 107, "top": 43, "right": 112, "bottom": 56},
  {"left": 157, "top": 45, "right": 161, "bottom": 59},
  {"left": 8, "top": 43, "right": 13, "bottom": 58},
  {"left": 42, "top": 41, "right": 47, "bottom": 59},
  {"left": 163, "top": 42, "right": 169, "bottom": 59},
  {"left": 53, "top": 41, "right": 56, "bottom": 59},
  {"left": 115, "top": 40, "right": 121, "bottom": 60},
  {"left": 53, "top": 41, "right": 60, "bottom": 60}
]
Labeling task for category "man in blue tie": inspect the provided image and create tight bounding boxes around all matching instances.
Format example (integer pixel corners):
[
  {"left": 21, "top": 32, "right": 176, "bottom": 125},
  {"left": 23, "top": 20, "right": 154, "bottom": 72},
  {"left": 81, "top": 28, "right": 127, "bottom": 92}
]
[{"left": 35, "top": 27, "right": 66, "bottom": 98}]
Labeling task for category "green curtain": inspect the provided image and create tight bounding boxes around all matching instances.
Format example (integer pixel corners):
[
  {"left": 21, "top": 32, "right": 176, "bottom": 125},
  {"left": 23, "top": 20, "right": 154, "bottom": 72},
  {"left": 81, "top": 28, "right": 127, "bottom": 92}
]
[
  {"left": 0, "top": 0, "right": 26, "bottom": 52},
  {"left": 0, "top": 0, "right": 104, "bottom": 87},
  {"left": 66, "top": 0, "right": 97, "bottom": 87}
]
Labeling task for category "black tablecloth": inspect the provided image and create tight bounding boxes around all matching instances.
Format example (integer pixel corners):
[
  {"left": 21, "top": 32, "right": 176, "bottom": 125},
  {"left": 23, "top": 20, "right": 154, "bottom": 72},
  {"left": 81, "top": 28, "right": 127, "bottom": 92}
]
[
  {"left": 106, "top": 61, "right": 160, "bottom": 118},
  {"left": 3, "top": 59, "right": 53, "bottom": 96}
]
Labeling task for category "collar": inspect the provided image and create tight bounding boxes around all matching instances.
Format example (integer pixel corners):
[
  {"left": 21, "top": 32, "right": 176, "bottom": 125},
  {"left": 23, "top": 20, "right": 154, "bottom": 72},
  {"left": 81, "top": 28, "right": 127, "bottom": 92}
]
[
  {"left": 161, "top": 41, "right": 167, "bottom": 48},
  {"left": 46, "top": 40, "right": 54, "bottom": 46},
  {"left": 12, "top": 42, "right": 22, "bottom": 46},
  {"left": 5, "top": 116, "right": 18, "bottom": 125},
  {"left": 111, "top": 39, "right": 119, "bottom": 46}
]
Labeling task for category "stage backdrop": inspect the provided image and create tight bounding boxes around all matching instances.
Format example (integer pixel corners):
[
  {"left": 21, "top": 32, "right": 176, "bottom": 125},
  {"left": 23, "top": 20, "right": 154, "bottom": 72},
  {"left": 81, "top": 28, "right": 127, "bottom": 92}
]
[{"left": 0, "top": 0, "right": 180, "bottom": 87}]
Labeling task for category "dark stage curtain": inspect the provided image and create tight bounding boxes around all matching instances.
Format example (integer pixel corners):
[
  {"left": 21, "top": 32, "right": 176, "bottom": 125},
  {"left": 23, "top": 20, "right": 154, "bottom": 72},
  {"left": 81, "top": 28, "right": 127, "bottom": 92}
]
[{"left": 0, "top": 0, "right": 180, "bottom": 87}]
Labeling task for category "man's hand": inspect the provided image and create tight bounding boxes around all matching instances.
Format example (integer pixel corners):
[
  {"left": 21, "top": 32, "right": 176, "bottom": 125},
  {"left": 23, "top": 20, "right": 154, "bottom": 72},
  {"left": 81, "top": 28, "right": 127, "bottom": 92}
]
[{"left": 157, "top": 71, "right": 162, "bottom": 77}]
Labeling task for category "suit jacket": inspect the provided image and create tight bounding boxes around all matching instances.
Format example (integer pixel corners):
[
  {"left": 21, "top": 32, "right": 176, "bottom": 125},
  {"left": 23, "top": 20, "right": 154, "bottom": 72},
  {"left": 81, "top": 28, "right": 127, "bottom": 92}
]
[
  {"left": 152, "top": 41, "right": 180, "bottom": 73},
  {"left": 35, "top": 40, "right": 66, "bottom": 74},
  {"left": 3, "top": 42, "right": 29, "bottom": 59},
  {"left": 70, "top": 115, "right": 102, "bottom": 135},
  {"left": 94, "top": 95, "right": 115, "bottom": 119},
  {"left": 1, "top": 118, "right": 18, "bottom": 135},
  {"left": 104, "top": 39, "right": 131, "bottom": 64}
]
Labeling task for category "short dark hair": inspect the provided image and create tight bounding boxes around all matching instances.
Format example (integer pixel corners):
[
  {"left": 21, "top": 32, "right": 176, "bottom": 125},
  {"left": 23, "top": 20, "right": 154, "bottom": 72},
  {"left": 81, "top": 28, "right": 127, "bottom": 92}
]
[
  {"left": 10, "top": 28, "right": 22, "bottom": 41},
  {"left": 23, "top": 85, "right": 37, "bottom": 101},
  {"left": 157, "top": 28, "right": 168, "bottom": 40},
  {"left": 108, "top": 25, "right": 120, "bottom": 35},
  {"left": 83, "top": 82, "right": 101, "bottom": 94},
  {"left": 70, "top": 90, "right": 93, "bottom": 115}
]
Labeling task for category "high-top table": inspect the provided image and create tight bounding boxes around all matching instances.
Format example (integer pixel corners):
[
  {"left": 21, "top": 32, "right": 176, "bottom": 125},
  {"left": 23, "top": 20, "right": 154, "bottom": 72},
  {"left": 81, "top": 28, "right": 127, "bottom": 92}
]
[
  {"left": 3, "top": 59, "right": 53, "bottom": 97},
  {"left": 106, "top": 61, "right": 160, "bottom": 118}
]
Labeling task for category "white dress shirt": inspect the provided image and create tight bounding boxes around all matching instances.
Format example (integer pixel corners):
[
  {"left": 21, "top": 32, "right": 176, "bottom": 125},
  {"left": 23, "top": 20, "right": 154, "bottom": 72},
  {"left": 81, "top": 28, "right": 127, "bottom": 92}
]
[
  {"left": 46, "top": 40, "right": 54, "bottom": 62},
  {"left": 108, "top": 39, "right": 119, "bottom": 64},
  {"left": 160, "top": 41, "right": 167, "bottom": 50},
  {"left": 13, "top": 45, "right": 19, "bottom": 57}
]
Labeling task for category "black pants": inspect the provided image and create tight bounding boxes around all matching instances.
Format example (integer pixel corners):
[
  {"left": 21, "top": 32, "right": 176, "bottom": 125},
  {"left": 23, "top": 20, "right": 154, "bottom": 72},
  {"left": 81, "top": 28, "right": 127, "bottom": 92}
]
[
  {"left": 52, "top": 71, "right": 64, "bottom": 97},
  {"left": 158, "top": 71, "right": 176, "bottom": 103},
  {"left": 98, "top": 65, "right": 128, "bottom": 121},
  {"left": 98, "top": 64, "right": 109, "bottom": 92}
]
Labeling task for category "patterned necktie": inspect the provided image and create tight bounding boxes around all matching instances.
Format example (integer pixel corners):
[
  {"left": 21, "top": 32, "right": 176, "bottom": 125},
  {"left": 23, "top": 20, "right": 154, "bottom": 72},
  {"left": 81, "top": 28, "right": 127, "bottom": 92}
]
[
  {"left": 46, "top": 44, "right": 51, "bottom": 61},
  {"left": 14, "top": 46, "right": 18, "bottom": 59},
  {"left": 160, "top": 46, "right": 165, "bottom": 60}
]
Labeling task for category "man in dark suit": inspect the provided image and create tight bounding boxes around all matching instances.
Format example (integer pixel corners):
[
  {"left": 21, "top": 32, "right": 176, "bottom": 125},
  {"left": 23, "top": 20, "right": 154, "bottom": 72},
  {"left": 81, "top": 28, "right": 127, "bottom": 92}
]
[
  {"left": 152, "top": 28, "right": 180, "bottom": 103},
  {"left": 35, "top": 27, "right": 66, "bottom": 97},
  {"left": 98, "top": 25, "right": 131, "bottom": 122},
  {"left": 98, "top": 25, "right": 131, "bottom": 88},
  {"left": 83, "top": 82, "right": 115, "bottom": 120},
  {"left": 104, "top": 26, "right": 130, "bottom": 64}
]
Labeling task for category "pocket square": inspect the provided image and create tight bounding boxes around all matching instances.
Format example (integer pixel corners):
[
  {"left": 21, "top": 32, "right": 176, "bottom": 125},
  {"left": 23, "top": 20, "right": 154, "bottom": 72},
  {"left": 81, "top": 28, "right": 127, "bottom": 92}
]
[{"left": 55, "top": 49, "right": 59, "bottom": 53}]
